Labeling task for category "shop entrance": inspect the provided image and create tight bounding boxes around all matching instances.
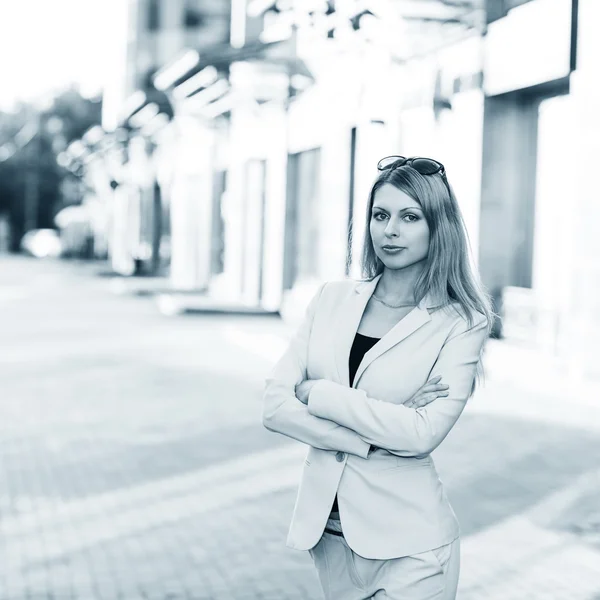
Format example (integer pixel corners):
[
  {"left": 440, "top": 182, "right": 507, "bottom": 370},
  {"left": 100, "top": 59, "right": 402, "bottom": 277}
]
[{"left": 479, "top": 81, "right": 569, "bottom": 339}]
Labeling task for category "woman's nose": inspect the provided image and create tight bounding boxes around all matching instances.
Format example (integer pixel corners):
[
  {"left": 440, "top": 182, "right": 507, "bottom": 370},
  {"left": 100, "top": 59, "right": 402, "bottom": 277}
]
[{"left": 385, "top": 220, "right": 400, "bottom": 236}]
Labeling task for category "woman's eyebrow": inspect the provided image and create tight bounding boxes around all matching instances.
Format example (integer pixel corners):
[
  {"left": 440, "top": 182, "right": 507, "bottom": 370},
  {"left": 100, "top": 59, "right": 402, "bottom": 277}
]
[{"left": 372, "top": 205, "right": 423, "bottom": 212}]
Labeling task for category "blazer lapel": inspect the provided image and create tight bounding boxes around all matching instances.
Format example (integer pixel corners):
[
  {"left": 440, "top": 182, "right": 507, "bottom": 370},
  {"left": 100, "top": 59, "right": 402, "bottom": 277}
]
[
  {"left": 333, "top": 273, "right": 437, "bottom": 388},
  {"left": 352, "top": 304, "right": 431, "bottom": 387}
]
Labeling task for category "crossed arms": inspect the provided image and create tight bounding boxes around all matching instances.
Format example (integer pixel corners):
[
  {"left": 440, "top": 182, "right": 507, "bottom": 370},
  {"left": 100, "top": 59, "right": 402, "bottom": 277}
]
[{"left": 262, "top": 284, "right": 489, "bottom": 459}]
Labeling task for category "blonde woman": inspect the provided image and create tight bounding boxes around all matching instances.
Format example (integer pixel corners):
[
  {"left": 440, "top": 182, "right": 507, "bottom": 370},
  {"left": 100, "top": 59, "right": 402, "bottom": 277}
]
[{"left": 263, "top": 156, "right": 493, "bottom": 599}]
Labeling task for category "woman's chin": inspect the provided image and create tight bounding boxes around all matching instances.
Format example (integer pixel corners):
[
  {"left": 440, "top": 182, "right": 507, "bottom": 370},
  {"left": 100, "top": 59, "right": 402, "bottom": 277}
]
[
  {"left": 378, "top": 255, "right": 426, "bottom": 271},
  {"left": 379, "top": 255, "right": 409, "bottom": 269}
]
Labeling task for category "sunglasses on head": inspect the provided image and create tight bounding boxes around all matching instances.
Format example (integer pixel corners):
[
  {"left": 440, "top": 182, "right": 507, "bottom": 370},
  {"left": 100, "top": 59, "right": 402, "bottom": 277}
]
[{"left": 377, "top": 155, "right": 446, "bottom": 177}]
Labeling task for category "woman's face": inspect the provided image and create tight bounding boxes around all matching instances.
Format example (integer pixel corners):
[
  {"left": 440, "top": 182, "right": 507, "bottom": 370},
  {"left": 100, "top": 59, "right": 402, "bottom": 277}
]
[{"left": 370, "top": 183, "right": 430, "bottom": 271}]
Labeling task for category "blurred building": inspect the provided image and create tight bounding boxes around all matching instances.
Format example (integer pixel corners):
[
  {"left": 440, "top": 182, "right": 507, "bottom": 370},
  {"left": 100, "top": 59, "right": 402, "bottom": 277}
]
[
  {"left": 96, "top": 0, "right": 490, "bottom": 301},
  {"left": 249, "top": 1, "right": 487, "bottom": 319},
  {"left": 479, "top": 0, "right": 585, "bottom": 369},
  {"left": 154, "top": 1, "right": 487, "bottom": 314},
  {"left": 100, "top": 0, "right": 232, "bottom": 278},
  {"left": 572, "top": 0, "right": 600, "bottom": 381},
  {"left": 91, "top": 0, "right": 599, "bottom": 380},
  {"left": 103, "top": 0, "right": 231, "bottom": 132},
  {"left": 479, "top": 0, "right": 576, "bottom": 324}
]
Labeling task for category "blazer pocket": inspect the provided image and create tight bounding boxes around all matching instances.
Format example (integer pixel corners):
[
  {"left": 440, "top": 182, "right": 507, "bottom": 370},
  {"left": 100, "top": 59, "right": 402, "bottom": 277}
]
[{"left": 381, "top": 457, "right": 432, "bottom": 473}]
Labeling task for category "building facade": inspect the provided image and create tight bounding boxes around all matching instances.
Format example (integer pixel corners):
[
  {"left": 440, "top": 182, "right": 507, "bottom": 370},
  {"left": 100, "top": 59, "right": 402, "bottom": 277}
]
[
  {"left": 571, "top": 0, "right": 600, "bottom": 381},
  {"left": 266, "top": 1, "right": 487, "bottom": 322},
  {"left": 478, "top": 0, "right": 579, "bottom": 350},
  {"left": 100, "top": 0, "right": 231, "bottom": 279},
  {"left": 97, "top": 0, "right": 600, "bottom": 384}
]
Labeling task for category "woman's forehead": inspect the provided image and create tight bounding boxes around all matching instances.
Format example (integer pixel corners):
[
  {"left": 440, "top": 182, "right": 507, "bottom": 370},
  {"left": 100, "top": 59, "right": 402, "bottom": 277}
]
[{"left": 373, "top": 184, "right": 421, "bottom": 210}]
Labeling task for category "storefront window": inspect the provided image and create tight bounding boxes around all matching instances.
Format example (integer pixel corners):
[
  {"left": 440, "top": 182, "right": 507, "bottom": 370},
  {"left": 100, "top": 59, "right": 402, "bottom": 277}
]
[{"left": 284, "top": 148, "right": 322, "bottom": 288}]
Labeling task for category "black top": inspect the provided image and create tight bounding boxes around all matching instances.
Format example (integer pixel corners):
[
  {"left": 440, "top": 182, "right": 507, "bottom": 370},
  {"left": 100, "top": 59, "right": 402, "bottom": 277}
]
[
  {"left": 330, "top": 332, "right": 381, "bottom": 518},
  {"left": 349, "top": 332, "right": 380, "bottom": 387}
]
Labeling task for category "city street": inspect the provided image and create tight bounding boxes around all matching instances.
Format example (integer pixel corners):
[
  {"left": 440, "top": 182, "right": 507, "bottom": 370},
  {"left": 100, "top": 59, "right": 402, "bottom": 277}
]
[{"left": 1, "top": 255, "right": 600, "bottom": 600}]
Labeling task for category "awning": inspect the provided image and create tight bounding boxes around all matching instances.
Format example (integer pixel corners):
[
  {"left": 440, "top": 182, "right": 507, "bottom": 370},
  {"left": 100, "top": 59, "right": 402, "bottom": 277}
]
[{"left": 164, "top": 36, "right": 313, "bottom": 90}]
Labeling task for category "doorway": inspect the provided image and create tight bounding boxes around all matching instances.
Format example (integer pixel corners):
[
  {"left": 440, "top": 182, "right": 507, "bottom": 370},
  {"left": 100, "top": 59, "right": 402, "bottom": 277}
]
[
  {"left": 479, "top": 82, "right": 570, "bottom": 337},
  {"left": 283, "top": 147, "right": 322, "bottom": 290}
]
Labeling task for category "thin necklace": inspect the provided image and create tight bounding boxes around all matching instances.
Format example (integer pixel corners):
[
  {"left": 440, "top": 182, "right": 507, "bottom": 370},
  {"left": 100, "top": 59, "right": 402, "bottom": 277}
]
[{"left": 372, "top": 294, "right": 417, "bottom": 309}]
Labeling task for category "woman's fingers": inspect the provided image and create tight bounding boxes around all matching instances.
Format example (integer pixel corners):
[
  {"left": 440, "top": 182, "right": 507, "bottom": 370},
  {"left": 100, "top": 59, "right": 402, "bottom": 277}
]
[
  {"left": 421, "top": 383, "right": 449, "bottom": 394},
  {"left": 407, "top": 378, "right": 450, "bottom": 408},
  {"left": 420, "top": 392, "right": 441, "bottom": 404},
  {"left": 295, "top": 381, "right": 312, "bottom": 404},
  {"left": 412, "top": 390, "right": 449, "bottom": 407}
]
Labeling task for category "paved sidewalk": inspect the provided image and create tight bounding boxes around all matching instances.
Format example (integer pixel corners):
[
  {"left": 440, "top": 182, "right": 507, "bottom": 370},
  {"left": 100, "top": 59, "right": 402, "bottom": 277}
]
[{"left": 1, "top": 256, "right": 600, "bottom": 599}]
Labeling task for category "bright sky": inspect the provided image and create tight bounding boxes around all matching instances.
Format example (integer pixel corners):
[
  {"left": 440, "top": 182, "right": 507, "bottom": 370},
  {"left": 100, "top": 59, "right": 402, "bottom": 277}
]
[{"left": 0, "top": 0, "right": 123, "bottom": 109}]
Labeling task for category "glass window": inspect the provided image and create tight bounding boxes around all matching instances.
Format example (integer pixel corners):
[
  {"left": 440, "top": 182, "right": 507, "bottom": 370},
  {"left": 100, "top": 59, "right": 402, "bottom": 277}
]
[{"left": 284, "top": 148, "right": 322, "bottom": 286}]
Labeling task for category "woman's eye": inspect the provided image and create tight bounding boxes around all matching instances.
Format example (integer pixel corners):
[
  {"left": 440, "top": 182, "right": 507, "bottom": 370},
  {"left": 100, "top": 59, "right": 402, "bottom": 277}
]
[
  {"left": 373, "top": 212, "right": 388, "bottom": 221},
  {"left": 403, "top": 214, "right": 419, "bottom": 222}
]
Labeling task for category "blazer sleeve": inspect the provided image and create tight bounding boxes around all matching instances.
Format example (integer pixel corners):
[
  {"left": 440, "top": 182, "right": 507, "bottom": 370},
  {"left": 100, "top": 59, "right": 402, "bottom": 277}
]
[
  {"left": 307, "top": 314, "right": 489, "bottom": 457},
  {"left": 262, "top": 283, "right": 371, "bottom": 459}
]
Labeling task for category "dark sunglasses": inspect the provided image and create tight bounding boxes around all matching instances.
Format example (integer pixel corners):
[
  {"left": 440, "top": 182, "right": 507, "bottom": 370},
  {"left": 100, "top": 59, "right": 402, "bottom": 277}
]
[{"left": 377, "top": 155, "right": 446, "bottom": 177}]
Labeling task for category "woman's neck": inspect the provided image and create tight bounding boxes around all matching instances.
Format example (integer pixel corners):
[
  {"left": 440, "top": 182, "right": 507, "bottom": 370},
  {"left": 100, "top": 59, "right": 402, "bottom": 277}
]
[{"left": 377, "top": 264, "right": 425, "bottom": 302}]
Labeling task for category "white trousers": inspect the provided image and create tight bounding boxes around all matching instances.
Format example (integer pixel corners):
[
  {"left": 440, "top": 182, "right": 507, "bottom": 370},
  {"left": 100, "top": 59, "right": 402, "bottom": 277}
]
[{"left": 309, "top": 520, "right": 460, "bottom": 600}]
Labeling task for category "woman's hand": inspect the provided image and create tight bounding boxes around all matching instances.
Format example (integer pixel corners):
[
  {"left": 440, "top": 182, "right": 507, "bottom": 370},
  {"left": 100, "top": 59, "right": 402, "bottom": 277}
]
[
  {"left": 406, "top": 376, "right": 449, "bottom": 409},
  {"left": 295, "top": 380, "right": 320, "bottom": 405}
]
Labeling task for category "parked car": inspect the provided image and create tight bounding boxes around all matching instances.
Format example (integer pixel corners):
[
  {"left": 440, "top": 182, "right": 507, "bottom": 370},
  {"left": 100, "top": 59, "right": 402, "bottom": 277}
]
[{"left": 20, "top": 229, "right": 63, "bottom": 258}]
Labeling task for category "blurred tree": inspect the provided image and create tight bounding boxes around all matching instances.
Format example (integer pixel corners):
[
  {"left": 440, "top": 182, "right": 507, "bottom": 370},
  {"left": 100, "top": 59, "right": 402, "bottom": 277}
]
[{"left": 0, "top": 87, "right": 102, "bottom": 251}]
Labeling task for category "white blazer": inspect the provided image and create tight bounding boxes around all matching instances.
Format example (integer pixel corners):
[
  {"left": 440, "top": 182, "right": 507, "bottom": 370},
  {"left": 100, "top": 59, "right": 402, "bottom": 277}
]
[{"left": 263, "top": 274, "right": 489, "bottom": 560}]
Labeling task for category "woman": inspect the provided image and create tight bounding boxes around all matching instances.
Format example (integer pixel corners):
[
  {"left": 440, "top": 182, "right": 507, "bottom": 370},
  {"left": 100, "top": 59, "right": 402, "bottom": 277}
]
[{"left": 263, "top": 155, "right": 493, "bottom": 599}]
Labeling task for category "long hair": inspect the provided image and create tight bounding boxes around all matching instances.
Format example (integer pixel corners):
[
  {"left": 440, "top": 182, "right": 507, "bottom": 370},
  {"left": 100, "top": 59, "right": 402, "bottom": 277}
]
[{"left": 354, "top": 165, "right": 495, "bottom": 392}]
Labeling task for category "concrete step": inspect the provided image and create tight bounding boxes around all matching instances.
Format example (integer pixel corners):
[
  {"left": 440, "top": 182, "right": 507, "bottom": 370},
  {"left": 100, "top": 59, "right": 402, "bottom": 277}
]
[{"left": 156, "top": 293, "right": 279, "bottom": 317}]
